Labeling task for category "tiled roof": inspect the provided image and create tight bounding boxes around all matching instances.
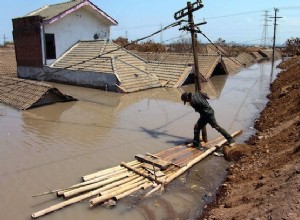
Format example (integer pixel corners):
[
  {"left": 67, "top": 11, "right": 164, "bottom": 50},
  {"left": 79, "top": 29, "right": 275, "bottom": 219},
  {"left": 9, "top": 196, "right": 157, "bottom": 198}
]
[
  {"left": 27, "top": 0, "right": 81, "bottom": 19},
  {"left": 115, "top": 60, "right": 161, "bottom": 93},
  {"left": 206, "top": 44, "right": 228, "bottom": 55},
  {"left": 235, "top": 52, "right": 256, "bottom": 67},
  {"left": 222, "top": 57, "right": 242, "bottom": 75},
  {"left": 53, "top": 44, "right": 230, "bottom": 92},
  {"left": 137, "top": 52, "right": 224, "bottom": 80},
  {"left": 53, "top": 41, "right": 114, "bottom": 73},
  {"left": 0, "top": 47, "right": 17, "bottom": 76},
  {"left": 0, "top": 76, "right": 75, "bottom": 110},
  {"left": 252, "top": 52, "right": 265, "bottom": 61},
  {"left": 52, "top": 40, "right": 161, "bottom": 93},
  {"left": 26, "top": 0, "right": 117, "bottom": 25},
  {"left": 197, "top": 55, "right": 221, "bottom": 79},
  {"left": 147, "top": 62, "right": 191, "bottom": 87}
]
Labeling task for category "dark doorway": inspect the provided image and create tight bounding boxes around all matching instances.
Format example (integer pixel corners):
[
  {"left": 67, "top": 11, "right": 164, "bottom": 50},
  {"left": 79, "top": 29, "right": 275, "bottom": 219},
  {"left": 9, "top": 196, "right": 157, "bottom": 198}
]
[
  {"left": 45, "top": 33, "right": 56, "bottom": 59},
  {"left": 211, "top": 63, "right": 227, "bottom": 77}
]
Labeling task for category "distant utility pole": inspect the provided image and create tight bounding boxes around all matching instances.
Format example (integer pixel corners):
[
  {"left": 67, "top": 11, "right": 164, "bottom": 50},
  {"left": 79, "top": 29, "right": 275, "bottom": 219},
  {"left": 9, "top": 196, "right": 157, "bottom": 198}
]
[
  {"left": 260, "top": 10, "right": 271, "bottom": 48},
  {"left": 3, "top": 34, "right": 6, "bottom": 46},
  {"left": 174, "top": 0, "right": 208, "bottom": 142},
  {"left": 160, "top": 23, "right": 163, "bottom": 44},
  {"left": 270, "top": 8, "right": 282, "bottom": 64}
]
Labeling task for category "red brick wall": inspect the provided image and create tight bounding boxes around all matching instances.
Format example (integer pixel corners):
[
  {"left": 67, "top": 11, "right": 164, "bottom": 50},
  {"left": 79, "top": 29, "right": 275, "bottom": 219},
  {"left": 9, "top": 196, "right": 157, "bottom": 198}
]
[{"left": 12, "top": 16, "right": 43, "bottom": 67}]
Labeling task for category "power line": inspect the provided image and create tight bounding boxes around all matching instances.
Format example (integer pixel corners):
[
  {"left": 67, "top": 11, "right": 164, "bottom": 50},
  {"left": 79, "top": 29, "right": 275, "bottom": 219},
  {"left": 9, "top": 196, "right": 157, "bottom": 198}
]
[{"left": 202, "top": 10, "right": 262, "bottom": 20}]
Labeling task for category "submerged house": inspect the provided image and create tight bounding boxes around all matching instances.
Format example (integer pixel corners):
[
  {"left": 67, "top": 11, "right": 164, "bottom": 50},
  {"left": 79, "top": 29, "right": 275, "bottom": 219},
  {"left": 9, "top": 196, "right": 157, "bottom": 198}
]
[
  {"left": 12, "top": 0, "right": 230, "bottom": 93},
  {"left": 12, "top": 0, "right": 117, "bottom": 73}
]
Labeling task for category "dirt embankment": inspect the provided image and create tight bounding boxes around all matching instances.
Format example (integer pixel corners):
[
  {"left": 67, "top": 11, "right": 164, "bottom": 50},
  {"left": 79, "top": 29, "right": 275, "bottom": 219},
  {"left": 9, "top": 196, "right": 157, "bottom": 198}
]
[{"left": 202, "top": 56, "right": 300, "bottom": 220}]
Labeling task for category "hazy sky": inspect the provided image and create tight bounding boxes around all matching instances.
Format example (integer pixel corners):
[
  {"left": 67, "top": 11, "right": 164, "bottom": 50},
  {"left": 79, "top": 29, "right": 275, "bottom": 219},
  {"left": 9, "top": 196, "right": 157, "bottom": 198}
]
[{"left": 1, "top": 0, "right": 299, "bottom": 45}]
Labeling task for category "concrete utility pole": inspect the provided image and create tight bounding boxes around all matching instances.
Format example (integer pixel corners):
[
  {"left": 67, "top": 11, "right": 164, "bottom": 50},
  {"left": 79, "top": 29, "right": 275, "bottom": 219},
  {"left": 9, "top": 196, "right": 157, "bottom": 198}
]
[
  {"left": 174, "top": 1, "right": 206, "bottom": 92},
  {"left": 174, "top": 0, "right": 208, "bottom": 142},
  {"left": 270, "top": 8, "right": 282, "bottom": 64}
]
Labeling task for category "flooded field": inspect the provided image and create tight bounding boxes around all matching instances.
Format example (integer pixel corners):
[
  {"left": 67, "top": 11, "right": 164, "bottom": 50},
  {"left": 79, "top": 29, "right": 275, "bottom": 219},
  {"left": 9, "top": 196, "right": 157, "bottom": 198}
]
[{"left": 0, "top": 61, "right": 280, "bottom": 220}]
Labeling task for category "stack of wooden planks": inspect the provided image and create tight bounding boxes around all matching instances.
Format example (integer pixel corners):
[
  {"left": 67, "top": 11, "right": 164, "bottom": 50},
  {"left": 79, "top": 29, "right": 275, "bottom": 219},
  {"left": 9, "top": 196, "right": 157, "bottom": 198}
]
[{"left": 31, "top": 130, "right": 242, "bottom": 218}]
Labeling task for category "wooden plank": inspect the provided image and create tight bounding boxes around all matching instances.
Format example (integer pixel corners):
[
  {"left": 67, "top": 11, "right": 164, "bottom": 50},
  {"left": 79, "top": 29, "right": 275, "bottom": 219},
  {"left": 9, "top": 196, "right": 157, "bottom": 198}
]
[
  {"left": 146, "top": 152, "right": 182, "bottom": 168},
  {"left": 141, "top": 163, "right": 160, "bottom": 171},
  {"left": 135, "top": 154, "right": 171, "bottom": 170}
]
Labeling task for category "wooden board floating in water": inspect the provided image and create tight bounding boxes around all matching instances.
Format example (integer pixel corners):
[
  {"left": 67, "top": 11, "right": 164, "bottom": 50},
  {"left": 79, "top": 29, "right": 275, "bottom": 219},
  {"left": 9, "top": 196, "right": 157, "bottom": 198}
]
[{"left": 31, "top": 130, "right": 242, "bottom": 219}]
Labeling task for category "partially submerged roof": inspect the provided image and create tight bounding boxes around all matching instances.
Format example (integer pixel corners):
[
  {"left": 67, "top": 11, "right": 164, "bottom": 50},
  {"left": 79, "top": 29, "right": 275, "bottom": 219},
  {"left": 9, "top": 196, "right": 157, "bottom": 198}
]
[
  {"left": 251, "top": 52, "right": 265, "bottom": 61},
  {"left": 197, "top": 55, "right": 228, "bottom": 79},
  {"left": 222, "top": 57, "right": 243, "bottom": 75},
  {"left": 52, "top": 45, "right": 230, "bottom": 92},
  {"left": 235, "top": 52, "right": 256, "bottom": 67},
  {"left": 147, "top": 62, "right": 192, "bottom": 87},
  {"left": 0, "top": 76, "right": 76, "bottom": 110},
  {"left": 52, "top": 40, "right": 161, "bottom": 93},
  {"left": 137, "top": 52, "right": 229, "bottom": 82},
  {"left": 26, "top": 0, "right": 117, "bottom": 25}
]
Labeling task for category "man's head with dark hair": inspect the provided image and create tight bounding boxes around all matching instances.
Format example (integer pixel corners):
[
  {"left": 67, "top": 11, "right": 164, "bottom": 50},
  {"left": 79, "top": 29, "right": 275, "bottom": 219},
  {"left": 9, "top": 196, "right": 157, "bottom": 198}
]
[{"left": 181, "top": 92, "right": 191, "bottom": 105}]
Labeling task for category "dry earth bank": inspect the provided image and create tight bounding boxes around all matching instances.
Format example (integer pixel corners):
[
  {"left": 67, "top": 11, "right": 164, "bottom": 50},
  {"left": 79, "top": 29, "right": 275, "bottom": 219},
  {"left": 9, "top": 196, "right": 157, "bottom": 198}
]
[{"left": 201, "top": 57, "right": 300, "bottom": 220}]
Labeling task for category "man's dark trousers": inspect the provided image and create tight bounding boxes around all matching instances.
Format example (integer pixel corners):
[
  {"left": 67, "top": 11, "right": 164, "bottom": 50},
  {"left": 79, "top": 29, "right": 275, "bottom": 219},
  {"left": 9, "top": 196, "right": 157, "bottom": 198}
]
[{"left": 194, "top": 113, "right": 232, "bottom": 145}]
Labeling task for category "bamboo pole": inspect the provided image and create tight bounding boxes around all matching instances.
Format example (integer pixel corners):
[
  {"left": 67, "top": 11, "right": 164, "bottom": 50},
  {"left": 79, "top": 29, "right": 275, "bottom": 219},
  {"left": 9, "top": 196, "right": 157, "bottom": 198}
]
[
  {"left": 120, "top": 162, "right": 164, "bottom": 185},
  {"left": 57, "top": 163, "right": 142, "bottom": 196},
  {"left": 165, "top": 130, "right": 242, "bottom": 184},
  {"left": 89, "top": 178, "right": 150, "bottom": 207},
  {"left": 142, "top": 184, "right": 162, "bottom": 198},
  {"left": 114, "top": 182, "right": 153, "bottom": 201},
  {"left": 63, "top": 172, "right": 133, "bottom": 198},
  {"left": 33, "top": 162, "right": 140, "bottom": 197},
  {"left": 63, "top": 167, "right": 145, "bottom": 198},
  {"left": 82, "top": 160, "right": 140, "bottom": 181},
  {"left": 31, "top": 175, "right": 142, "bottom": 218}
]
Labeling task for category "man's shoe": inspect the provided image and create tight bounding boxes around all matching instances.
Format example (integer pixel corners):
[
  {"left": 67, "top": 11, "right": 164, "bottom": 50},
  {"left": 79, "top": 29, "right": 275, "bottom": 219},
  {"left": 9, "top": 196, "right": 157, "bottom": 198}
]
[
  {"left": 193, "top": 142, "right": 206, "bottom": 150},
  {"left": 192, "top": 141, "right": 200, "bottom": 148}
]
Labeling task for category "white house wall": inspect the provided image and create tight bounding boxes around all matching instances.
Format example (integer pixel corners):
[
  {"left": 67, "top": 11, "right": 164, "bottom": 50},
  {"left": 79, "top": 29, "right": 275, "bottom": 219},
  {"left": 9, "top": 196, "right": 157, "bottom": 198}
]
[{"left": 44, "top": 7, "right": 110, "bottom": 65}]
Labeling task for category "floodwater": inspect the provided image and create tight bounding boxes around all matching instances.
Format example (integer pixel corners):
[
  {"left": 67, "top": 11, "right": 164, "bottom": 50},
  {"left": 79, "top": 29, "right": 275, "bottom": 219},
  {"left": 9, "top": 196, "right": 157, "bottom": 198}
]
[{"left": 0, "top": 61, "right": 280, "bottom": 220}]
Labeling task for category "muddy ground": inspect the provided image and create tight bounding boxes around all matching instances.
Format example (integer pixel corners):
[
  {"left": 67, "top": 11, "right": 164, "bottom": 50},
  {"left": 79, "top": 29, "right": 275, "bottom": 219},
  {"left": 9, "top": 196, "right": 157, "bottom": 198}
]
[{"left": 201, "top": 56, "right": 300, "bottom": 220}]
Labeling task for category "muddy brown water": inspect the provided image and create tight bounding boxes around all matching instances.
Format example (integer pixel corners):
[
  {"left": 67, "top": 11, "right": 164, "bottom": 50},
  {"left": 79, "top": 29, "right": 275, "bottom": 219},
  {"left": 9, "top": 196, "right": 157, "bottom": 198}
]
[{"left": 0, "top": 61, "right": 280, "bottom": 220}]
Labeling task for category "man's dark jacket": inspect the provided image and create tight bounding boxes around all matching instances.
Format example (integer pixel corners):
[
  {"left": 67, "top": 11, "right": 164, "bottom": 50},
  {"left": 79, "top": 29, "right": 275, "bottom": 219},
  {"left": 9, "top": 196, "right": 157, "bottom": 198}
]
[{"left": 189, "top": 93, "right": 214, "bottom": 115}]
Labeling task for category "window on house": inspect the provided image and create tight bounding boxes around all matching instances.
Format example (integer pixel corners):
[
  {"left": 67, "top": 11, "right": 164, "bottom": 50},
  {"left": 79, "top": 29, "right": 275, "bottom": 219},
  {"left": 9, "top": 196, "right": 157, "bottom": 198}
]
[{"left": 45, "top": 34, "right": 56, "bottom": 59}]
